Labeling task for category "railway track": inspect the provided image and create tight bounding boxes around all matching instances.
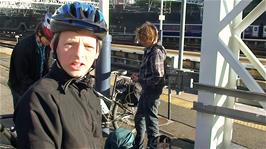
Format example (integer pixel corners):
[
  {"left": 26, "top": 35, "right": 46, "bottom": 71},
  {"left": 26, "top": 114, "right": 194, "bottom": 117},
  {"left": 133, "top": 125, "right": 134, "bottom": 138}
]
[
  {"left": 0, "top": 39, "right": 265, "bottom": 65},
  {"left": 112, "top": 33, "right": 266, "bottom": 57},
  {"left": 1, "top": 38, "right": 266, "bottom": 104},
  {"left": 0, "top": 39, "right": 266, "bottom": 74},
  {"left": 111, "top": 43, "right": 266, "bottom": 66}
]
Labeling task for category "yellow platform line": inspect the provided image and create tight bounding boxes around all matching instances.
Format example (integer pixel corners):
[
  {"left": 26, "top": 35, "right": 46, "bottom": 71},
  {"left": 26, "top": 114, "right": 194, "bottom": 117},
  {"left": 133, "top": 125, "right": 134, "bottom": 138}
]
[
  {"left": 160, "top": 93, "right": 266, "bottom": 132},
  {"left": 160, "top": 93, "right": 193, "bottom": 109}
]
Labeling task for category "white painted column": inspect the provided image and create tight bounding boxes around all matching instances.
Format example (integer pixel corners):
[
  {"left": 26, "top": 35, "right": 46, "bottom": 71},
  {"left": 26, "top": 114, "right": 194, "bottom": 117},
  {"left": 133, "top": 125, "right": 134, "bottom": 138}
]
[
  {"left": 195, "top": 0, "right": 246, "bottom": 148},
  {"left": 99, "top": 0, "right": 109, "bottom": 28},
  {"left": 195, "top": 0, "right": 266, "bottom": 148},
  {"left": 223, "top": 0, "right": 242, "bottom": 148},
  {"left": 159, "top": 0, "right": 164, "bottom": 44},
  {"left": 195, "top": 1, "right": 229, "bottom": 149}
]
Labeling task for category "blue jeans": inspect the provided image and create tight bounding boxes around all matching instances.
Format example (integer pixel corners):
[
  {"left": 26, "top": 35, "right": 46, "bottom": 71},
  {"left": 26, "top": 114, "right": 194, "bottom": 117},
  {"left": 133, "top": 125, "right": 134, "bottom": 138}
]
[{"left": 133, "top": 87, "right": 163, "bottom": 149}]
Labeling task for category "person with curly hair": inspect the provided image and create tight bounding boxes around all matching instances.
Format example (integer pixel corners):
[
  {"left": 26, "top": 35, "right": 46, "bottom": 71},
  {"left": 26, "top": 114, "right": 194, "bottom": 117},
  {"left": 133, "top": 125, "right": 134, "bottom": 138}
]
[{"left": 132, "top": 22, "right": 167, "bottom": 149}]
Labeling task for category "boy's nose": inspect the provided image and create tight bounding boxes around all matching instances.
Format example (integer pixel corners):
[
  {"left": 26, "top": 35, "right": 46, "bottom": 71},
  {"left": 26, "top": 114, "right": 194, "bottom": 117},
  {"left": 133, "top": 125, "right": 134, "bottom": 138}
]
[{"left": 76, "top": 43, "right": 86, "bottom": 58}]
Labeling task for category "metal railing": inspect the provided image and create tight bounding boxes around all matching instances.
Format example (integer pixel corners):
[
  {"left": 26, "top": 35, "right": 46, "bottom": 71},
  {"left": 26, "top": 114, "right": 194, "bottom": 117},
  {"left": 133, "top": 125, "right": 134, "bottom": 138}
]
[{"left": 192, "top": 83, "right": 266, "bottom": 125}]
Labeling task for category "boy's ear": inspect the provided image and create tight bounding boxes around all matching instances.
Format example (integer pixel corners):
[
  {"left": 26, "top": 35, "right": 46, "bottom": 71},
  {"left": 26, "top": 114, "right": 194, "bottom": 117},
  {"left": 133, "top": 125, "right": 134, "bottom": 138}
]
[
  {"left": 95, "top": 52, "right": 99, "bottom": 59},
  {"left": 50, "top": 38, "right": 57, "bottom": 59},
  {"left": 95, "top": 40, "right": 101, "bottom": 59},
  {"left": 50, "top": 41, "right": 53, "bottom": 50}
]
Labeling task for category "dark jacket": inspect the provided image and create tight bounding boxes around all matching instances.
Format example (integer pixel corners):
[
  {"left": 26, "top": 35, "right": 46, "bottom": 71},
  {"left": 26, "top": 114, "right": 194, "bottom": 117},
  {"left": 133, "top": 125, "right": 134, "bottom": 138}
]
[
  {"left": 14, "top": 64, "right": 102, "bottom": 149},
  {"left": 8, "top": 34, "right": 51, "bottom": 95}
]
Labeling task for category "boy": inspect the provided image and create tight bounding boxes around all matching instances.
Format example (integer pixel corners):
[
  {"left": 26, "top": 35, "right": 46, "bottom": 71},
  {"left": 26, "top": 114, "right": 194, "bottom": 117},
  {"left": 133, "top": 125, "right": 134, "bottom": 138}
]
[
  {"left": 8, "top": 13, "right": 53, "bottom": 108},
  {"left": 14, "top": 2, "right": 107, "bottom": 148},
  {"left": 132, "top": 22, "right": 167, "bottom": 149}
]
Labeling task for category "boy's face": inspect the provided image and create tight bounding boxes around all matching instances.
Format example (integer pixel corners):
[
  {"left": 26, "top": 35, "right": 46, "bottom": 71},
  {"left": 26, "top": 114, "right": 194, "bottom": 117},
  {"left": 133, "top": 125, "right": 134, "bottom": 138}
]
[
  {"left": 55, "top": 31, "right": 98, "bottom": 77},
  {"left": 40, "top": 36, "right": 51, "bottom": 46},
  {"left": 37, "top": 32, "right": 51, "bottom": 46},
  {"left": 139, "top": 39, "right": 154, "bottom": 48}
]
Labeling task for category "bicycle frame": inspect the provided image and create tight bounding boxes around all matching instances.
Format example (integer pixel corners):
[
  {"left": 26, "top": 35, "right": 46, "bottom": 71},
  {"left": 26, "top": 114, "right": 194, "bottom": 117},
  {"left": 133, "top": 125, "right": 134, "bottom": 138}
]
[{"left": 95, "top": 69, "right": 136, "bottom": 126}]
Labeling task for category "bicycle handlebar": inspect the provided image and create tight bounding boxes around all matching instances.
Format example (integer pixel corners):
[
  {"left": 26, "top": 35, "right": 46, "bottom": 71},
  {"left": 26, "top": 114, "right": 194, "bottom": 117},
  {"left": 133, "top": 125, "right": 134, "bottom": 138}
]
[{"left": 111, "top": 70, "right": 127, "bottom": 76}]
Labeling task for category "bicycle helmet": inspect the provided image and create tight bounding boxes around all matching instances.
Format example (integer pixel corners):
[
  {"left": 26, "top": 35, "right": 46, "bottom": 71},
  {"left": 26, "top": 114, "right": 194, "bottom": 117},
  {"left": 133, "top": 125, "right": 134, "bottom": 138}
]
[
  {"left": 50, "top": 2, "right": 107, "bottom": 40},
  {"left": 42, "top": 13, "right": 53, "bottom": 40}
]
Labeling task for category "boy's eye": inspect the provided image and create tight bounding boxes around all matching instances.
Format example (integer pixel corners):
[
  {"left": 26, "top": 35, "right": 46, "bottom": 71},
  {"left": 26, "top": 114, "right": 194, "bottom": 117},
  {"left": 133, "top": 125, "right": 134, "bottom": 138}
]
[
  {"left": 64, "top": 43, "right": 73, "bottom": 49},
  {"left": 84, "top": 45, "right": 94, "bottom": 50}
]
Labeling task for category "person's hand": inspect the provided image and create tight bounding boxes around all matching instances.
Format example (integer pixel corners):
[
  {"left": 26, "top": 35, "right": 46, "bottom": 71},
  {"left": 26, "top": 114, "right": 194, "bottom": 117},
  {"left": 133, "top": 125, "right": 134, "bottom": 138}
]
[{"left": 131, "top": 73, "right": 139, "bottom": 82}]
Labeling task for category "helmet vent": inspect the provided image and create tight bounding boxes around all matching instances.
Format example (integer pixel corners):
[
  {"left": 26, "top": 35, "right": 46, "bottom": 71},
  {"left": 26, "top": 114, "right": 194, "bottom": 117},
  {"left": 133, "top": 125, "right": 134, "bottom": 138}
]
[
  {"left": 70, "top": 4, "right": 77, "bottom": 18},
  {"left": 94, "top": 10, "right": 99, "bottom": 23},
  {"left": 83, "top": 10, "right": 88, "bottom": 18}
]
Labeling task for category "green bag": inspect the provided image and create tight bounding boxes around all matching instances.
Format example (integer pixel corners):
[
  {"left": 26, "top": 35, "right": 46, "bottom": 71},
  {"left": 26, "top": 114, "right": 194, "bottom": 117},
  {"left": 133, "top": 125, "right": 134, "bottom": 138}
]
[{"left": 104, "top": 128, "right": 135, "bottom": 149}]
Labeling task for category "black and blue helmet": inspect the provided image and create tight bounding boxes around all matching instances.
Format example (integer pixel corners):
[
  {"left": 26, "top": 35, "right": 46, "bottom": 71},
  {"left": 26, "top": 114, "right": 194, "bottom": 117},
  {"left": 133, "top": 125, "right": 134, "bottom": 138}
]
[{"left": 50, "top": 1, "right": 107, "bottom": 39}]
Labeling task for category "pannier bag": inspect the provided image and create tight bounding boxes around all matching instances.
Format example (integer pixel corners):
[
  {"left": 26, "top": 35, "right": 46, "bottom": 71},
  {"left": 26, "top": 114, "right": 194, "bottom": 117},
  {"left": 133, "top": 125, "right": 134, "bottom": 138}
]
[{"left": 104, "top": 128, "right": 135, "bottom": 149}]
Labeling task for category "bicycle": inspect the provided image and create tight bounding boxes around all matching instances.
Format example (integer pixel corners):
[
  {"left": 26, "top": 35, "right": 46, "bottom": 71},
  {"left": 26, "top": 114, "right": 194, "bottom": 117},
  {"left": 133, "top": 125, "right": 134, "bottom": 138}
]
[
  {"left": 96, "top": 69, "right": 140, "bottom": 131},
  {"left": 0, "top": 69, "right": 139, "bottom": 148}
]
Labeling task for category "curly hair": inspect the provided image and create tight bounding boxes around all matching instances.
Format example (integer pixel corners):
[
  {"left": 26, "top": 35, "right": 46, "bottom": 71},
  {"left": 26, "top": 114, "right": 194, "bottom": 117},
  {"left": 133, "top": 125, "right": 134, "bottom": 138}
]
[{"left": 135, "top": 22, "right": 158, "bottom": 44}]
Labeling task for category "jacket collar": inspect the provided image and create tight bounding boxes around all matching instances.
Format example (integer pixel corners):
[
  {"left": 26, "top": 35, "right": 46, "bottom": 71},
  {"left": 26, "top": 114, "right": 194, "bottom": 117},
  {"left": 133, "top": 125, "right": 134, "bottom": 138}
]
[
  {"left": 47, "top": 63, "right": 91, "bottom": 93},
  {"left": 144, "top": 44, "right": 159, "bottom": 55}
]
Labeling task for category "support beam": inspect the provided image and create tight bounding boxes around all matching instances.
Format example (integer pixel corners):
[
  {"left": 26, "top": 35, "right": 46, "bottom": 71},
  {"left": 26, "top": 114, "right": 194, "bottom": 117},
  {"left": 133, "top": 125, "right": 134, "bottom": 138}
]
[
  {"left": 193, "top": 102, "right": 266, "bottom": 126},
  {"left": 195, "top": 1, "right": 231, "bottom": 148},
  {"left": 194, "top": 0, "right": 266, "bottom": 148},
  {"left": 194, "top": 83, "right": 266, "bottom": 102}
]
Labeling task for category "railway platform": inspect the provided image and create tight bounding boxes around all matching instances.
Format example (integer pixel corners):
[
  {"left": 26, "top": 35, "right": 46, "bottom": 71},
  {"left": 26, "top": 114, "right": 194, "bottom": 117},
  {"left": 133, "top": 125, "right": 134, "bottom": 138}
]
[{"left": 1, "top": 46, "right": 266, "bottom": 149}]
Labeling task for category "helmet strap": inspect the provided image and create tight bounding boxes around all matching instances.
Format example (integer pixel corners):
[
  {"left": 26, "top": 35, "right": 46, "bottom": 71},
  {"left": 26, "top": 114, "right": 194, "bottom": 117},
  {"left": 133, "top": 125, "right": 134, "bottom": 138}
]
[{"left": 50, "top": 33, "right": 64, "bottom": 70}]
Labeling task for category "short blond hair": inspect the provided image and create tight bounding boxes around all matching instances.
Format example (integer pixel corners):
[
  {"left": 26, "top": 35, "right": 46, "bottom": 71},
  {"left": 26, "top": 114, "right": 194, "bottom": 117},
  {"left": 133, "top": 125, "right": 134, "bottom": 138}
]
[{"left": 135, "top": 22, "right": 158, "bottom": 43}]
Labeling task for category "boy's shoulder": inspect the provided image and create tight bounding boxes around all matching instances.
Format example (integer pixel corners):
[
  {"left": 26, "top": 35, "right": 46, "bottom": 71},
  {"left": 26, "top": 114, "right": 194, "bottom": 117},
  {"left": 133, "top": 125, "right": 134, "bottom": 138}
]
[
  {"left": 32, "top": 77, "right": 58, "bottom": 94},
  {"left": 152, "top": 44, "right": 166, "bottom": 55}
]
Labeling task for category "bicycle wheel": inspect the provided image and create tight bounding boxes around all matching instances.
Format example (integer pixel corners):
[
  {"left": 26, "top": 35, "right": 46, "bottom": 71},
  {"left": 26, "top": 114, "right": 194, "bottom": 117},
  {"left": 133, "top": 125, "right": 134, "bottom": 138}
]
[{"left": 112, "top": 101, "right": 137, "bottom": 131}]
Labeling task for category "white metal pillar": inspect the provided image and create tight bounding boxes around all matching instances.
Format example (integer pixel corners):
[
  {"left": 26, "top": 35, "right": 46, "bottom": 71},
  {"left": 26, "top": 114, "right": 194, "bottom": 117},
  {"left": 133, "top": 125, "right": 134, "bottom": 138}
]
[
  {"left": 195, "top": 1, "right": 232, "bottom": 148},
  {"left": 159, "top": 0, "right": 164, "bottom": 44},
  {"left": 178, "top": 0, "right": 186, "bottom": 70},
  {"left": 99, "top": 0, "right": 109, "bottom": 29},
  {"left": 222, "top": 0, "right": 242, "bottom": 148},
  {"left": 195, "top": 0, "right": 266, "bottom": 149}
]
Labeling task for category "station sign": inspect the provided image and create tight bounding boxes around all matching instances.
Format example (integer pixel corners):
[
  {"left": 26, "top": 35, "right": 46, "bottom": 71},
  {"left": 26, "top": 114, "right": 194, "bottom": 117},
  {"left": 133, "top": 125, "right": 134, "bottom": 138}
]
[{"left": 159, "top": 15, "right": 165, "bottom": 21}]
